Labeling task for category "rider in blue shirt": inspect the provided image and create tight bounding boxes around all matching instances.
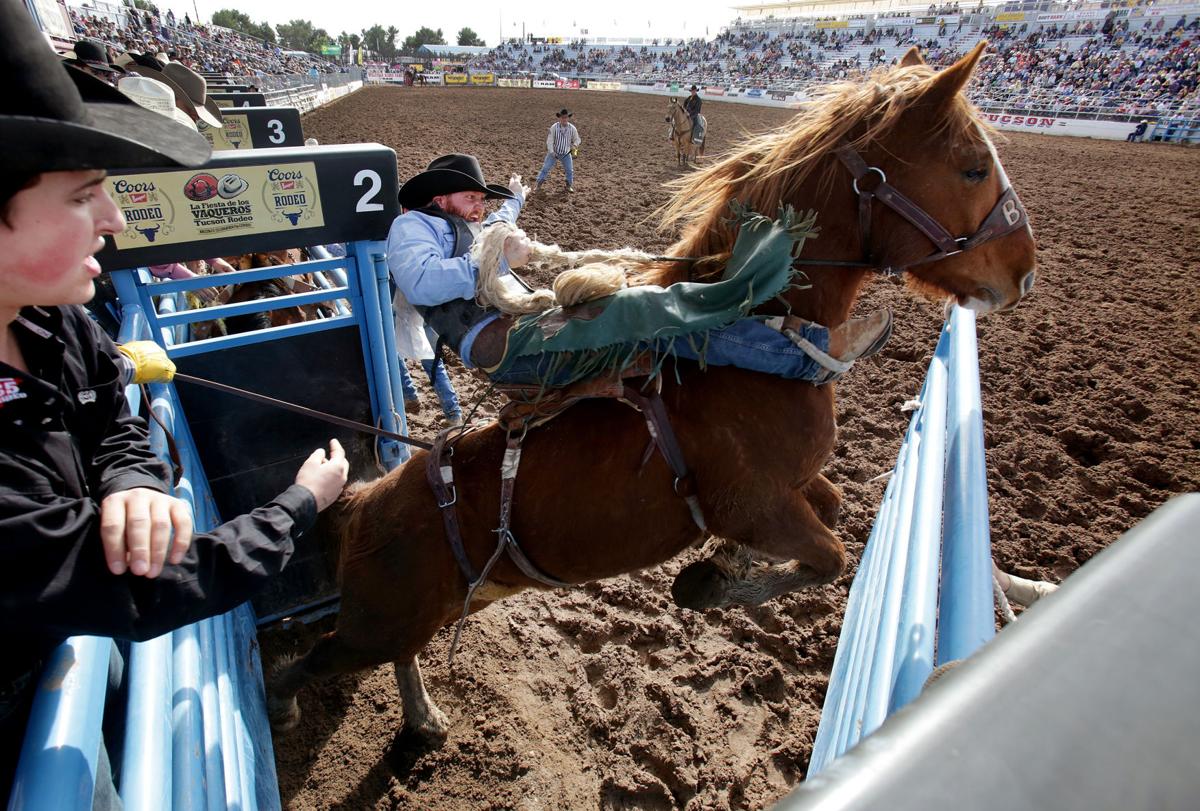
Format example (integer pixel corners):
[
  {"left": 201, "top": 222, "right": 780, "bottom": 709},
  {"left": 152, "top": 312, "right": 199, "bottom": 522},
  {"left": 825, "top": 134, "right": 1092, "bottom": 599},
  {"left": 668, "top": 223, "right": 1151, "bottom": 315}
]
[{"left": 386, "top": 154, "right": 893, "bottom": 388}]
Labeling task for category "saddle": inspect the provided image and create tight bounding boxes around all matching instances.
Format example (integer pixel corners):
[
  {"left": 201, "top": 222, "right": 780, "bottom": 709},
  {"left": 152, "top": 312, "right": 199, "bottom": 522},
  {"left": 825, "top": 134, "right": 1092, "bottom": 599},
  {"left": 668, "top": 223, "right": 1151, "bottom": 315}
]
[
  {"left": 493, "top": 354, "right": 654, "bottom": 433},
  {"left": 692, "top": 114, "right": 706, "bottom": 145}
]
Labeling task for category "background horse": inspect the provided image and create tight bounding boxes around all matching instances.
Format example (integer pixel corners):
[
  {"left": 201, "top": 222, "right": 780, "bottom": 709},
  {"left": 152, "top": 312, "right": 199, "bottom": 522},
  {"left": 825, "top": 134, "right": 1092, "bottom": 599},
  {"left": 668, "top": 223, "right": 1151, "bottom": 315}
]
[
  {"left": 223, "top": 249, "right": 330, "bottom": 334},
  {"left": 269, "top": 43, "right": 1036, "bottom": 747},
  {"left": 666, "top": 97, "right": 705, "bottom": 166}
]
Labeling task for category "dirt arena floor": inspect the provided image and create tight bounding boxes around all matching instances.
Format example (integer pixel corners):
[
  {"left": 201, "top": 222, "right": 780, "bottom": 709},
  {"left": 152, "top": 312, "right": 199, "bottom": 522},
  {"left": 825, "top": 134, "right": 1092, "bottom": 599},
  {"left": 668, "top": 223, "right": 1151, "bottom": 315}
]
[{"left": 264, "top": 86, "right": 1200, "bottom": 810}]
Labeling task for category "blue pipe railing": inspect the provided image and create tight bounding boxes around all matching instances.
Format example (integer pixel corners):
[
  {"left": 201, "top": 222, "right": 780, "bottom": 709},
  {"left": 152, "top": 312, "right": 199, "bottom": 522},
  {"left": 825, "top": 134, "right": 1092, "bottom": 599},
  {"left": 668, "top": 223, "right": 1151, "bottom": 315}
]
[
  {"left": 808, "top": 306, "right": 996, "bottom": 776},
  {"left": 7, "top": 637, "right": 112, "bottom": 811},
  {"left": 938, "top": 308, "right": 994, "bottom": 663}
]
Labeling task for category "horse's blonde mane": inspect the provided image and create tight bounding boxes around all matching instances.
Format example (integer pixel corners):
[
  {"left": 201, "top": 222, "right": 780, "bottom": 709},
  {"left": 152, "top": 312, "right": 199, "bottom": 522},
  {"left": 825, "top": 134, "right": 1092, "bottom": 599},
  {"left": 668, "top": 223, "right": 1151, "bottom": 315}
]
[{"left": 647, "top": 61, "right": 984, "bottom": 285}]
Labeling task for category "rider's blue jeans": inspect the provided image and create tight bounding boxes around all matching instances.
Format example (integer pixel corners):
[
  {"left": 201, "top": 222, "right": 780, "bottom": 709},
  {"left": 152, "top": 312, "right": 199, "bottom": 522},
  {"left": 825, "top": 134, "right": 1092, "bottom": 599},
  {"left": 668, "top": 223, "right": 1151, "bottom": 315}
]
[
  {"left": 399, "top": 357, "right": 462, "bottom": 419},
  {"left": 537, "top": 153, "right": 574, "bottom": 186},
  {"left": 485, "top": 319, "right": 829, "bottom": 386}
]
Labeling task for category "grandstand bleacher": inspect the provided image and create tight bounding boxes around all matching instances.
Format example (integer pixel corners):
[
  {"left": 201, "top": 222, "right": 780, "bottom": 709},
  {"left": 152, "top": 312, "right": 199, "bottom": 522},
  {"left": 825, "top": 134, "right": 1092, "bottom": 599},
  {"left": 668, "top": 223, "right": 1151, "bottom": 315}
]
[{"left": 466, "top": 0, "right": 1198, "bottom": 138}]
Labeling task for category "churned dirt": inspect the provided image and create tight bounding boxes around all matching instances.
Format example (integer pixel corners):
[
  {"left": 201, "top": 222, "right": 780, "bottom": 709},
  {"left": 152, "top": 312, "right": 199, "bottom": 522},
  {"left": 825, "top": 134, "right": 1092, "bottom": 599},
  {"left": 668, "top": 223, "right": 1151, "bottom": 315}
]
[{"left": 263, "top": 86, "right": 1200, "bottom": 810}]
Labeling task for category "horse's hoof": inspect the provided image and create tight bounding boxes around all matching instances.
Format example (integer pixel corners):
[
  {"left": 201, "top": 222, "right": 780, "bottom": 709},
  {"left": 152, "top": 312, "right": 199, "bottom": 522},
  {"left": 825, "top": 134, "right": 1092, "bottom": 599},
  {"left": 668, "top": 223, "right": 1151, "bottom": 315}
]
[
  {"left": 672, "top": 559, "right": 731, "bottom": 610},
  {"left": 267, "top": 696, "right": 301, "bottom": 732},
  {"left": 408, "top": 705, "right": 450, "bottom": 746}
]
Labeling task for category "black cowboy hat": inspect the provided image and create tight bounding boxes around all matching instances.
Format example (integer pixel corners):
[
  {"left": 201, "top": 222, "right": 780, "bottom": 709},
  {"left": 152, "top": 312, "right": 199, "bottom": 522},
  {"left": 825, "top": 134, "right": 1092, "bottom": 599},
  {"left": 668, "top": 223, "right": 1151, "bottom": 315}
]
[
  {"left": 398, "top": 153, "right": 514, "bottom": 210},
  {"left": 689, "top": 84, "right": 699, "bottom": 92},
  {"left": 556, "top": 108, "right": 572, "bottom": 117},
  {"left": 65, "top": 39, "right": 119, "bottom": 73},
  {"left": 0, "top": 0, "right": 210, "bottom": 174}
]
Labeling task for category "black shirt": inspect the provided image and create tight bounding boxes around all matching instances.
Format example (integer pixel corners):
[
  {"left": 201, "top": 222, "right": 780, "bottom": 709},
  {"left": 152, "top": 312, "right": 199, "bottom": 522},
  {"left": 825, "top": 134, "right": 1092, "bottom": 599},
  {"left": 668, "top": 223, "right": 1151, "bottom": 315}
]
[{"left": 0, "top": 305, "right": 316, "bottom": 695}]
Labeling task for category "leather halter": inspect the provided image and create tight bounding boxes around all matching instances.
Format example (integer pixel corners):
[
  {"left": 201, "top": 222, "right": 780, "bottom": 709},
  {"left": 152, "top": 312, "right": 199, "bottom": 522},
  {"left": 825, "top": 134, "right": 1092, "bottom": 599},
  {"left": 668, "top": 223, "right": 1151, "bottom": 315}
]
[{"left": 791, "top": 141, "right": 1030, "bottom": 277}]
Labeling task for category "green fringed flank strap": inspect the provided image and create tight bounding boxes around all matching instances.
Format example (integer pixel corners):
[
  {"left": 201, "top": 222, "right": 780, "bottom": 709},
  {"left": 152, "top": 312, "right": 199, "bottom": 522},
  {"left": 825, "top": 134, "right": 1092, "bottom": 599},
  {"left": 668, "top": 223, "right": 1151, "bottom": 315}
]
[{"left": 488, "top": 203, "right": 819, "bottom": 387}]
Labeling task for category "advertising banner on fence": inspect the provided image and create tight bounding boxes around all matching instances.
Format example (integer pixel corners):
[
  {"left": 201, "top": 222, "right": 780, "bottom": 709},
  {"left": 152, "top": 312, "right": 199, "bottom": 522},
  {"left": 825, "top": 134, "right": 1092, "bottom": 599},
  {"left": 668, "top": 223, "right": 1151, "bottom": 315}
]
[
  {"left": 498, "top": 77, "right": 532, "bottom": 88},
  {"left": 994, "top": 11, "right": 1025, "bottom": 22},
  {"left": 706, "top": 87, "right": 725, "bottom": 96},
  {"left": 745, "top": 88, "right": 764, "bottom": 98},
  {"left": 420, "top": 72, "right": 443, "bottom": 85},
  {"left": 532, "top": 79, "right": 556, "bottom": 89},
  {"left": 470, "top": 73, "right": 494, "bottom": 85},
  {"left": 366, "top": 70, "right": 406, "bottom": 83},
  {"left": 107, "top": 161, "right": 326, "bottom": 251},
  {"left": 1037, "top": 9, "right": 1108, "bottom": 21},
  {"left": 816, "top": 20, "right": 849, "bottom": 28},
  {"left": 555, "top": 79, "right": 581, "bottom": 89},
  {"left": 444, "top": 73, "right": 468, "bottom": 84},
  {"left": 587, "top": 80, "right": 622, "bottom": 91},
  {"left": 981, "top": 113, "right": 1055, "bottom": 129}
]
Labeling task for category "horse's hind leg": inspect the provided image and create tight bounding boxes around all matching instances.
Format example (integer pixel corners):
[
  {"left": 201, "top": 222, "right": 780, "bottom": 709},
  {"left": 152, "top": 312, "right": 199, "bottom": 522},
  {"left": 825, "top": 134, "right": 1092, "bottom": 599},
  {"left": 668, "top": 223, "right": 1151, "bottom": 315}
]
[
  {"left": 394, "top": 656, "right": 450, "bottom": 744},
  {"left": 268, "top": 631, "right": 378, "bottom": 732}
]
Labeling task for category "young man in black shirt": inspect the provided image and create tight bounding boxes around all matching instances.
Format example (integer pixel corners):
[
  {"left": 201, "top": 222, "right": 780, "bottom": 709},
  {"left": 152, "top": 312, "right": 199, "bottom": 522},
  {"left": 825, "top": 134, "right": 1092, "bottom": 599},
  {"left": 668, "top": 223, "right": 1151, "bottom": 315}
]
[{"left": 0, "top": 0, "right": 348, "bottom": 801}]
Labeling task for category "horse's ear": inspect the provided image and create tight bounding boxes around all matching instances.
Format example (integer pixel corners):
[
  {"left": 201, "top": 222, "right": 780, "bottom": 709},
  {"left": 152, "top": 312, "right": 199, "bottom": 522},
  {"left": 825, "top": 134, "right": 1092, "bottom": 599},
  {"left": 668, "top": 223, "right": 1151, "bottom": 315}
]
[
  {"left": 899, "top": 46, "right": 924, "bottom": 67},
  {"left": 924, "top": 40, "right": 987, "bottom": 104}
]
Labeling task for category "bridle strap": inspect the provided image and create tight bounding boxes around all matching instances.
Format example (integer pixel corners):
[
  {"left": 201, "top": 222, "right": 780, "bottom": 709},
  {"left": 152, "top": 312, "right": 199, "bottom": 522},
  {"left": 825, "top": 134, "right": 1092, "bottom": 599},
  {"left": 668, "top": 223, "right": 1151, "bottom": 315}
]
[
  {"left": 789, "top": 141, "right": 1030, "bottom": 277},
  {"left": 833, "top": 142, "right": 963, "bottom": 256}
]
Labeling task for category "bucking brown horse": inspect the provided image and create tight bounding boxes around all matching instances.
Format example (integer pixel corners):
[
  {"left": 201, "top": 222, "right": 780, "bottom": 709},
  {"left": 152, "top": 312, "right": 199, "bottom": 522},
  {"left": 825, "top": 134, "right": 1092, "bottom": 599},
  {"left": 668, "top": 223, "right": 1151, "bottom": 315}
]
[{"left": 269, "top": 44, "right": 1036, "bottom": 746}]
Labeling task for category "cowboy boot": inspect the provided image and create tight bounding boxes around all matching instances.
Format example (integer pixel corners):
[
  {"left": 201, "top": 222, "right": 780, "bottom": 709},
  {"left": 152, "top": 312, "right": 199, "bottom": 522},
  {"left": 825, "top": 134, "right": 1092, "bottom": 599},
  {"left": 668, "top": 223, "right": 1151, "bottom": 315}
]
[
  {"left": 827, "top": 308, "right": 893, "bottom": 363},
  {"left": 994, "top": 563, "right": 1059, "bottom": 608}
]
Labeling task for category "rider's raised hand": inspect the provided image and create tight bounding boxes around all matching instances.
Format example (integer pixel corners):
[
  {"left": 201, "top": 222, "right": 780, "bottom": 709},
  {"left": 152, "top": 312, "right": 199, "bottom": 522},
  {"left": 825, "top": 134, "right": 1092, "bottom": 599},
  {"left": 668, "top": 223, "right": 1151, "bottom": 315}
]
[{"left": 507, "top": 173, "right": 530, "bottom": 201}]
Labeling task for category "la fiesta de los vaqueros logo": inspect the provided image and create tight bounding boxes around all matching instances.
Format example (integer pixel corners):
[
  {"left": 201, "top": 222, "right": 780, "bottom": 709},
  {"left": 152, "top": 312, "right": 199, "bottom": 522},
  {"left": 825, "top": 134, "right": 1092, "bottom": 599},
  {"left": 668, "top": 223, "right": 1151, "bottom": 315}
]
[
  {"left": 263, "top": 166, "right": 317, "bottom": 227},
  {"left": 187, "top": 171, "right": 253, "bottom": 235},
  {"left": 112, "top": 177, "right": 175, "bottom": 244}
]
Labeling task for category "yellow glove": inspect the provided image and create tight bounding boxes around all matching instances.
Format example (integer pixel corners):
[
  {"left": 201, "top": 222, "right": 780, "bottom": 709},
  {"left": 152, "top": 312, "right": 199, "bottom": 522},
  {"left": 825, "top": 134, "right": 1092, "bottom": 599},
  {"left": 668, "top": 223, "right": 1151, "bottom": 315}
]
[
  {"left": 117, "top": 341, "right": 176, "bottom": 383},
  {"left": 571, "top": 146, "right": 579, "bottom": 158}
]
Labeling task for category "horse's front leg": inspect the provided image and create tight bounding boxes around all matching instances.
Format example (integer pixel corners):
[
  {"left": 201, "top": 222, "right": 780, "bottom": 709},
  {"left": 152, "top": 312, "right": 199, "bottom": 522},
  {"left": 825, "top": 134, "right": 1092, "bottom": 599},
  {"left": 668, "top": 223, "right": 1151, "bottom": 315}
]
[
  {"left": 394, "top": 656, "right": 450, "bottom": 744},
  {"left": 672, "top": 488, "right": 846, "bottom": 609}
]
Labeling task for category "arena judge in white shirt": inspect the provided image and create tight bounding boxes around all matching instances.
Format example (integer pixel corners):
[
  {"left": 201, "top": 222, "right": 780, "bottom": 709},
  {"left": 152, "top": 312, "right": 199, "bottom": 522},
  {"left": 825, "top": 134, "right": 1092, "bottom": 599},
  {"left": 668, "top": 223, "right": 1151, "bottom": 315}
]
[{"left": 534, "top": 108, "right": 581, "bottom": 194}]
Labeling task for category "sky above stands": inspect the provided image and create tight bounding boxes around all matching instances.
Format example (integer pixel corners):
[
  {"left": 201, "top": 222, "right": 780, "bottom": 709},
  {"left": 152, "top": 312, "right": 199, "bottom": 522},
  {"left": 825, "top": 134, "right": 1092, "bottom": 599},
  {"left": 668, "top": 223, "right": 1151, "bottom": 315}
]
[{"left": 164, "top": 0, "right": 745, "bottom": 45}]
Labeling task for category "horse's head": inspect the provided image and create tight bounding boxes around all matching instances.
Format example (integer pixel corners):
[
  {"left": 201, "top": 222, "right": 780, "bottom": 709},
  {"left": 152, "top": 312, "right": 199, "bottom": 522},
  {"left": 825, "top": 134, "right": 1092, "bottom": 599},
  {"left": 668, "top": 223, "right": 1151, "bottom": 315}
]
[
  {"left": 858, "top": 44, "right": 1036, "bottom": 313},
  {"left": 658, "top": 42, "right": 1036, "bottom": 317}
]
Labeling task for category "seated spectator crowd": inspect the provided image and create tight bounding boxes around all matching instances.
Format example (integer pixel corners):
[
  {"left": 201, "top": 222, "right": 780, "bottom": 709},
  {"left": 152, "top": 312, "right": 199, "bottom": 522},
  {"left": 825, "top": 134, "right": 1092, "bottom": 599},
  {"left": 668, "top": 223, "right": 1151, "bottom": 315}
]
[
  {"left": 68, "top": 1, "right": 338, "bottom": 78},
  {"left": 469, "top": 1, "right": 1197, "bottom": 121}
]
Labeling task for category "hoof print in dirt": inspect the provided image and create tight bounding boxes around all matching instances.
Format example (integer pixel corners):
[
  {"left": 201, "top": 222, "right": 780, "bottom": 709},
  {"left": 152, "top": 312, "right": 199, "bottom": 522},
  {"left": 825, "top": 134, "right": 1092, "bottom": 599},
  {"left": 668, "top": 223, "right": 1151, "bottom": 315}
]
[{"left": 672, "top": 559, "right": 731, "bottom": 610}]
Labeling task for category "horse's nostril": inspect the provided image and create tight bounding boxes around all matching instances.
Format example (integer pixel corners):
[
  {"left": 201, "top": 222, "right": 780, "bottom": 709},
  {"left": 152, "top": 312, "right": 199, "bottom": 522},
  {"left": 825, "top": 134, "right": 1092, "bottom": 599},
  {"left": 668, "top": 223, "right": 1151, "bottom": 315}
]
[{"left": 1021, "top": 270, "right": 1036, "bottom": 295}]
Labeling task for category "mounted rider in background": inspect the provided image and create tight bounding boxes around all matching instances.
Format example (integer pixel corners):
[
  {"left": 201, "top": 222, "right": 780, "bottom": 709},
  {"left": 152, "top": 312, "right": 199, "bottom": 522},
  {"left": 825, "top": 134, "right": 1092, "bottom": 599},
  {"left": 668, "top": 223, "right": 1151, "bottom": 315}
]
[{"left": 684, "top": 84, "right": 703, "bottom": 141}]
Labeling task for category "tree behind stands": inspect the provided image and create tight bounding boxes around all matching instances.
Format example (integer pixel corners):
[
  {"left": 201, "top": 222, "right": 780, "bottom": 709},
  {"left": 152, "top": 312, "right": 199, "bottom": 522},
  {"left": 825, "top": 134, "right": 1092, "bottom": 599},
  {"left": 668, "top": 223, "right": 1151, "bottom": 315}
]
[
  {"left": 458, "top": 27, "right": 485, "bottom": 47},
  {"left": 211, "top": 9, "right": 275, "bottom": 44}
]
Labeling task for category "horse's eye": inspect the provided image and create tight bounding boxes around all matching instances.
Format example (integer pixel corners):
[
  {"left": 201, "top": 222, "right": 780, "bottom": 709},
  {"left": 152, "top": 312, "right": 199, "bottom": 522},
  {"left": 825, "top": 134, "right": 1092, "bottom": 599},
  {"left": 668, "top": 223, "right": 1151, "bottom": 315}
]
[{"left": 963, "top": 167, "right": 989, "bottom": 183}]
